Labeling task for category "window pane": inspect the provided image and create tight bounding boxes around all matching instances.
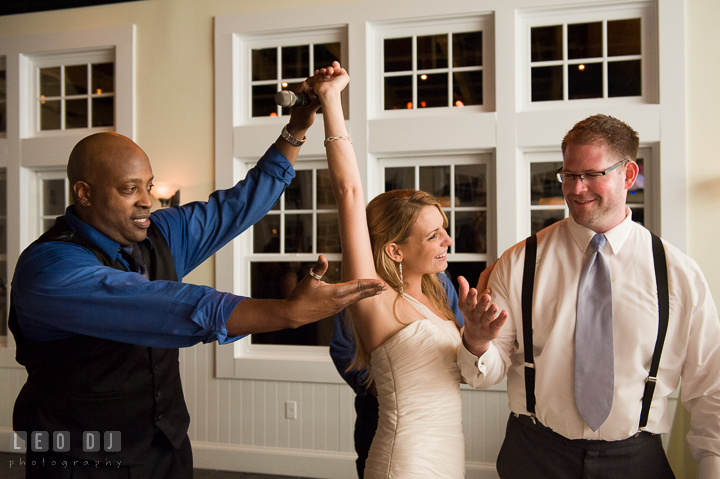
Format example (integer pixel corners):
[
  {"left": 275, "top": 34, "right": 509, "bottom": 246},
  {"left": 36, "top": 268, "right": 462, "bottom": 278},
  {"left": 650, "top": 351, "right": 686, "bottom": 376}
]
[
  {"left": 531, "top": 162, "right": 563, "bottom": 206},
  {"left": 455, "top": 211, "right": 487, "bottom": 254},
  {"left": 253, "top": 215, "right": 280, "bottom": 253},
  {"left": 567, "top": 22, "right": 602, "bottom": 59},
  {"left": 384, "top": 75, "right": 412, "bottom": 110},
  {"left": 65, "top": 98, "right": 88, "bottom": 129},
  {"left": 417, "top": 34, "right": 448, "bottom": 70},
  {"left": 285, "top": 170, "right": 313, "bottom": 210},
  {"left": 453, "top": 71, "right": 482, "bottom": 107},
  {"left": 0, "top": 219, "right": 5, "bottom": 254},
  {"left": 531, "top": 25, "right": 563, "bottom": 62},
  {"left": 43, "top": 179, "right": 66, "bottom": 216},
  {"left": 608, "top": 60, "right": 641, "bottom": 97},
  {"left": 252, "top": 48, "right": 277, "bottom": 81},
  {"left": 420, "top": 165, "right": 451, "bottom": 200},
  {"left": 285, "top": 213, "right": 312, "bottom": 253},
  {"left": 455, "top": 164, "right": 487, "bottom": 207},
  {"left": 282, "top": 45, "right": 309, "bottom": 79},
  {"left": 40, "top": 100, "right": 61, "bottom": 130},
  {"left": 92, "top": 62, "right": 114, "bottom": 93},
  {"left": 385, "top": 167, "right": 414, "bottom": 191},
  {"left": 314, "top": 42, "right": 341, "bottom": 69},
  {"left": 627, "top": 158, "right": 644, "bottom": 204},
  {"left": 65, "top": 64, "right": 88, "bottom": 96},
  {"left": 531, "top": 210, "right": 565, "bottom": 235},
  {"left": 384, "top": 37, "right": 412, "bottom": 72},
  {"left": 92, "top": 97, "right": 114, "bottom": 127},
  {"left": 445, "top": 261, "right": 484, "bottom": 294},
  {"left": 568, "top": 62, "right": 602, "bottom": 99},
  {"left": 40, "top": 67, "right": 61, "bottom": 97},
  {"left": 317, "top": 213, "right": 340, "bottom": 253},
  {"left": 453, "top": 31, "right": 482, "bottom": 67},
  {"left": 608, "top": 18, "right": 641, "bottom": 57},
  {"left": 252, "top": 84, "right": 277, "bottom": 117},
  {"left": 417, "top": 73, "right": 447, "bottom": 108},
  {"left": 531, "top": 65, "right": 563, "bottom": 102},
  {"left": 316, "top": 169, "right": 337, "bottom": 209},
  {"left": 250, "top": 260, "right": 340, "bottom": 346}
]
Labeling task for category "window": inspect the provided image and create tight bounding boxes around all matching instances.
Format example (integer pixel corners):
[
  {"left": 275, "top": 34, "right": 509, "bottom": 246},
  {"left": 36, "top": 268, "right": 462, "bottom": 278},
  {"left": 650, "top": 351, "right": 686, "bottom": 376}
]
[
  {"left": 380, "top": 154, "right": 493, "bottom": 289},
  {"left": 530, "top": 19, "right": 641, "bottom": 102},
  {"left": 527, "top": 148, "right": 654, "bottom": 235},
  {"left": 520, "top": 3, "right": 658, "bottom": 108},
  {"left": 249, "top": 162, "right": 340, "bottom": 347},
  {"left": 31, "top": 49, "right": 114, "bottom": 134},
  {"left": 245, "top": 29, "right": 346, "bottom": 119},
  {"left": 37, "top": 171, "right": 70, "bottom": 233},
  {"left": 376, "top": 16, "right": 493, "bottom": 112}
]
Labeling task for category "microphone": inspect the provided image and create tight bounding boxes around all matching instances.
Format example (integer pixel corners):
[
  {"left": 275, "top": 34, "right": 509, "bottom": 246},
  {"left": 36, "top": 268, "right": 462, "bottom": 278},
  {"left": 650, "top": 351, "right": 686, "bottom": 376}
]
[{"left": 274, "top": 90, "right": 311, "bottom": 107}]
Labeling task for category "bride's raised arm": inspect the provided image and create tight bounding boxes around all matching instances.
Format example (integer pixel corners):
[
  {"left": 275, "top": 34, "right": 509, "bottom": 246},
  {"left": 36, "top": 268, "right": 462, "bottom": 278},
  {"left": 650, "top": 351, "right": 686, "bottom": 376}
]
[{"left": 309, "top": 63, "right": 389, "bottom": 342}]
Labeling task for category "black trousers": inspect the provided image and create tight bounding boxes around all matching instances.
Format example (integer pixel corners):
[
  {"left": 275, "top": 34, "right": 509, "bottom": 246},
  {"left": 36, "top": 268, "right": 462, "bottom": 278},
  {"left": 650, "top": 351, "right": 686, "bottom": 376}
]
[
  {"left": 354, "top": 393, "right": 379, "bottom": 479},
  {"left": 497, "top": 413, "right": 675, "bottom": 479},
  {"left": 25, "top": 430, "right": 193, "bottom": 479}
]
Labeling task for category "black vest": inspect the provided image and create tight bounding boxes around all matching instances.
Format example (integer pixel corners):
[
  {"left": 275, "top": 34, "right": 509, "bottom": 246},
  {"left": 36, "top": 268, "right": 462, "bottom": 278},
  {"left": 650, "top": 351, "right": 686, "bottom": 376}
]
[{"left": 9, "top": 217, "right": 191, "bottom": 464}]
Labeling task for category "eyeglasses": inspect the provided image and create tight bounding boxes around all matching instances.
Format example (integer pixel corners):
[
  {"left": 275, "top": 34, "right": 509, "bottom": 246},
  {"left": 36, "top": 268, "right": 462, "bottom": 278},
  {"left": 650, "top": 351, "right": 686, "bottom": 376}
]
[{"left": 556, "top": 159, "right": 629, "bottom": 184}]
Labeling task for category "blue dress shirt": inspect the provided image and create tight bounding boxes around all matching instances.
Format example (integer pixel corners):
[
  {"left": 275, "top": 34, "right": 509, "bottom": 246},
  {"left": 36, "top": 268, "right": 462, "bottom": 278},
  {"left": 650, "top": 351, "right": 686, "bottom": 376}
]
[{"left": 11, "top": 145, "right": 294, "bottom": 348}]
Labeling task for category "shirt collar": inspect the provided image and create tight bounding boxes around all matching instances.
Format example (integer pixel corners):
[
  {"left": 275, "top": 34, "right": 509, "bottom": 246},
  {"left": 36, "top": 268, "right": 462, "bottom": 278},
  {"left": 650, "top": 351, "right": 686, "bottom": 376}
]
[
  {"left": 567, "top": 206, "right": 634, "bottom": 255},
  {"left": 64, "top": 206, "right": 153, "bottom": 260}
]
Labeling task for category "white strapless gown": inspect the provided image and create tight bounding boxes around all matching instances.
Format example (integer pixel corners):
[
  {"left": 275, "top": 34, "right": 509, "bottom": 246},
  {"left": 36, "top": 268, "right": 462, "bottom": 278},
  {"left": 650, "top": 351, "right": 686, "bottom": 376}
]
[{"left": 364, "top": 294, "right": 465, "bottom": 479}]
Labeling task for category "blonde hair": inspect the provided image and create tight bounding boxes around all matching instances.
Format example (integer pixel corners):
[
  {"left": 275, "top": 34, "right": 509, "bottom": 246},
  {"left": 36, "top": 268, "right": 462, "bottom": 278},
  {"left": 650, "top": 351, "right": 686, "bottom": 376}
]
[{"left": 348, "top": 190, "right": 459, "bottom": 377}]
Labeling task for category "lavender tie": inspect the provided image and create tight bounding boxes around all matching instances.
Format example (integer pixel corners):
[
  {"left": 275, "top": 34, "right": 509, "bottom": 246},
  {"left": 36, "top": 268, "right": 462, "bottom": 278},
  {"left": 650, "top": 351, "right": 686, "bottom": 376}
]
[{"left": 575, "top": 233, "right": 614, "bottom": 431}]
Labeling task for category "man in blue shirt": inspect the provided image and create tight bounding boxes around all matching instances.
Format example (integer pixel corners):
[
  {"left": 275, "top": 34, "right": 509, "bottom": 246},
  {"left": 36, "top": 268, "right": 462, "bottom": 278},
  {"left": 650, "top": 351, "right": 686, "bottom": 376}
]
[{"left": 10, "top": 101, "right": 386, "bottom": 478}]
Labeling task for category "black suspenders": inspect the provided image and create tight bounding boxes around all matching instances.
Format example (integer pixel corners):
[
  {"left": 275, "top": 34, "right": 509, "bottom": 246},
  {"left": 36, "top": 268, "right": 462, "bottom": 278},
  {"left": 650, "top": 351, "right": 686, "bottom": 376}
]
[{"left": 521, "top": 231, "right": 669, "bottom": 430}]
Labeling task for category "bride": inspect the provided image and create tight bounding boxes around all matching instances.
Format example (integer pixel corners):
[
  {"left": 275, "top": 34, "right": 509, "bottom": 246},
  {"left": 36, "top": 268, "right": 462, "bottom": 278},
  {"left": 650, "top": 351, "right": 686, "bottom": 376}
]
[{"left": 308, "top": 62, "right": 500, "bottom": 478}]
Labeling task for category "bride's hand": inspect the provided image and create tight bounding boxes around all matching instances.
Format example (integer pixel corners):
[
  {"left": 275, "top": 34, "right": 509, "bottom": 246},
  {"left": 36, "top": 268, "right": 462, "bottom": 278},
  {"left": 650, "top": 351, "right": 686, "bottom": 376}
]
[{"left": 308, "top": 61, "right": 348, "bottom": 100}]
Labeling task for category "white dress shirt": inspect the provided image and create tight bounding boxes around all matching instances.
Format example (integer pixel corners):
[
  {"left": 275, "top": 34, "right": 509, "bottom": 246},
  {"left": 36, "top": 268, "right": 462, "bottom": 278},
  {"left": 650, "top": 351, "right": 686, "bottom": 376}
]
[{"left": 459, "top": 210, "right": 720, "bottom": 474}]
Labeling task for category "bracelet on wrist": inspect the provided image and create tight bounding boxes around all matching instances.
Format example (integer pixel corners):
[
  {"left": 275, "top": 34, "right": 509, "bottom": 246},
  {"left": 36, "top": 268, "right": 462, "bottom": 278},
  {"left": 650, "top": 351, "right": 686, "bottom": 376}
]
[
  {"left": 324, "top": 135, "right": 353, "bottom": 147},
  {"left": 281, "top": 125, "right": 306, "bottom": 147}
]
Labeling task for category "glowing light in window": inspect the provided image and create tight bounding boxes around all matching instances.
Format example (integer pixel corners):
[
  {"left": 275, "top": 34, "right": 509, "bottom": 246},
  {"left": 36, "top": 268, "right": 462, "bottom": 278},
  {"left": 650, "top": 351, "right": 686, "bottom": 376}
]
[
  {"left": 270, "top": 112, "right": 277, "bottom": 117},
  {"left": 282, "top": 82, "right": 288, "bottom": 88},
  {"left": 420, "top": 101, "right": 427, "bottom": 108},
  {"left": 96, "top": 89, "right": 102, "bottom": 94},
  {"left": 578, "top": 64, "right": 585, "bottom": 71},
  {"left": 420, "top": 74, "right": 427, "bottom": 80},
  {"left": 406, "top": 102, "right": 413, "bottom": 109},
  {"left": 455, "top": 100, "right": 464, "bottom": 107}
]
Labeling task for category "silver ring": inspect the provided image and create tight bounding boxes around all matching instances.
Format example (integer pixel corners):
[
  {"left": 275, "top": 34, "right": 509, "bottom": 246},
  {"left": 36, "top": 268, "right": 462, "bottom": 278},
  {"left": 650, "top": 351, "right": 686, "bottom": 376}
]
[{"left": 309, "top": 269, "right": 323, "bottom": 281}]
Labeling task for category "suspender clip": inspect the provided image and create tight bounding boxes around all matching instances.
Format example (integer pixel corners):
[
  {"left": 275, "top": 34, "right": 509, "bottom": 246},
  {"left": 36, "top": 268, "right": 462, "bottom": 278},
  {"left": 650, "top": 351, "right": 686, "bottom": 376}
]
[
  {"left": 524, "top": 362, "right": 534, "bottom": 369},
  {"left": 646, "top": 375, "right": 657, "bottom": 383},
  {"left": 530, "top": 413, "right": 537, "bottom": 424}
]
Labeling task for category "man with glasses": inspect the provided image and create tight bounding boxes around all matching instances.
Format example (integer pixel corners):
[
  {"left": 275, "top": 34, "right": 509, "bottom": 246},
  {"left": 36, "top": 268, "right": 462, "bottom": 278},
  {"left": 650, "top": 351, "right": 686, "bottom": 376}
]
[{"left": 457, "top": 114, "right": 720, "bottom": 478}]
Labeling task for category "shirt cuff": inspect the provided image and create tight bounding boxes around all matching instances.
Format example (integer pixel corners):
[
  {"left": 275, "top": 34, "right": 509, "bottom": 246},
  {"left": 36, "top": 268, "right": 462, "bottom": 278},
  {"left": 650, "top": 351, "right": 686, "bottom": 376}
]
[{"left": 257, "top": 144, "right": 296, "bottom": 183}]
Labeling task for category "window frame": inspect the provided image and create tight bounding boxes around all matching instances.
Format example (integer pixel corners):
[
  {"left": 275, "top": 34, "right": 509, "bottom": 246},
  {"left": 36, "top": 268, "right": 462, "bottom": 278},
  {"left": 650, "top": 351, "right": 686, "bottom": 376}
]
[
  {"left": 0, "top": 25, "right": 134, "bottom": 349},
  {"left": 29, "top": 49, "right": 115, "bottom": 137},
  {"left": 371, "top": 14, "right": 496, "bottom": 119},
  {"left": 239, "top": 28, "right": 348, "bottom": 124},
  {"left": 518, "top": 2, "right": 659, "bottom": 111}
]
